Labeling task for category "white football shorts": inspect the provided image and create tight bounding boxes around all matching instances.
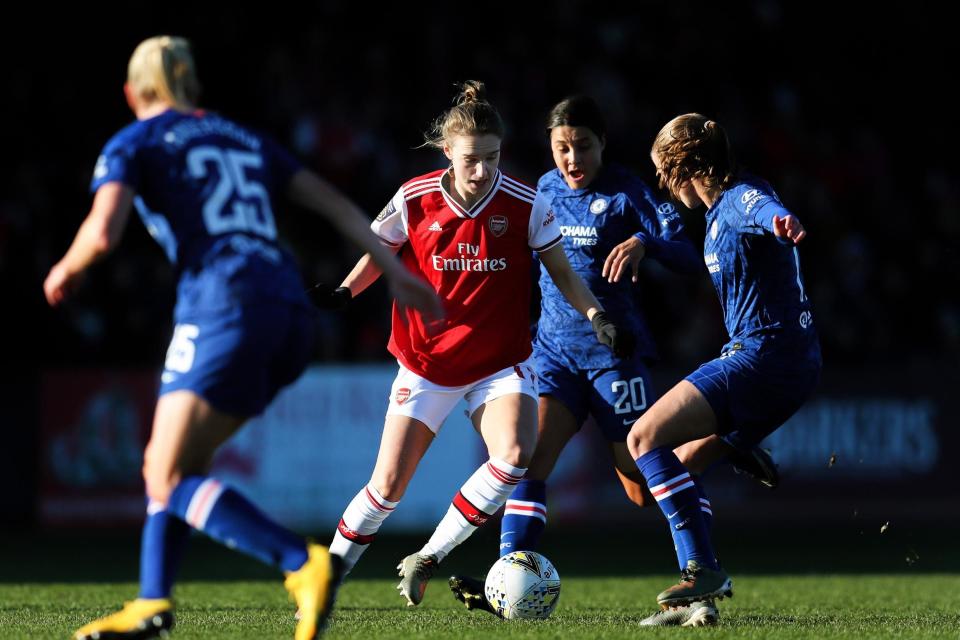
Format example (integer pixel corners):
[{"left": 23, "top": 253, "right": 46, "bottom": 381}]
[{"left": 385, "top": 358, "right": 539, "bottom": 433}]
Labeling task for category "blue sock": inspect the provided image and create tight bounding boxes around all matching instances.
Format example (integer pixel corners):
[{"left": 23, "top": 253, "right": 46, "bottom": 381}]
[
  {"left": 692, "top": 476, "right": 716, "bottom": 565},
  {"left": 669, "top": 520, "right": 688, "bottom": 572},
  {"left": 139, "top": 500, "right": 191, "bottom": 599},
  {"left": 693, "top": 477, "right": 713, "bottom": 532},
  {"left": 500, "top": 479, "right": 546, "bottom": 557},
  {"left": 636, "top": 447, "right": 718, "bottom": 570},
  {"left": 167, "top": 475, "right": 308, "bottom": 573}
]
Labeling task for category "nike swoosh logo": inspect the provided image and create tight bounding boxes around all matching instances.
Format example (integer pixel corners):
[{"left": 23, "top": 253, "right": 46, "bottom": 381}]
[
  {"left": 667, "top": 510, "right": 681, "bottom": 519},
  {"left": 623, "top": 418, "right": 636, "bottom": 425},
  {"left": 500, "top": 532, "right": 515, "bottom": 539}
]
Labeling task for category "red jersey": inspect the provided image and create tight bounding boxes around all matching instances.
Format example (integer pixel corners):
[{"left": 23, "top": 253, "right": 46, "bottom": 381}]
[{"left": 372, "top": 168, "right": 561, "bottom": 386}]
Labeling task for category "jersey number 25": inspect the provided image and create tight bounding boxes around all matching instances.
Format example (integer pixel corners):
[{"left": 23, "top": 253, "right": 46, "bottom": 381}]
[{"left": 188, "top": 146, "right": 277, "bottom": 240}]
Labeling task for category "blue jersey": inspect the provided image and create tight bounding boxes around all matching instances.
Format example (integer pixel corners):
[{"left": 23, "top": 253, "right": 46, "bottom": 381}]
[
  {"left": 91, "top": 109, "right": 307, "bottom": 316},
  {"left": 703, "top": 176, "right": 820, "bottom": 364},
  {"left": 533, "top": 165, "right": 701, "bottom": 368}
]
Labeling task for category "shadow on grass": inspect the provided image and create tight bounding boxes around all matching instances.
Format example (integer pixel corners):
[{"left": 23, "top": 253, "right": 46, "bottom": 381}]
[{"left": 2, "top": 521, "right": 956, "bottom": 584}]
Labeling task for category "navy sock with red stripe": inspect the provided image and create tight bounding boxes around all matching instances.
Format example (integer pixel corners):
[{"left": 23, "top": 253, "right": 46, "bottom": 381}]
[
  {"left": 693, "top": 477, "right": 713, "bottom": 531},
  {"left": 500, "top": 479, "right": 546, "bottom": 557},
  {"left": 635, "top": 447, "right": 718, "bottom": 570},
  {"left": 167, "top": 475, "right": 308, "bottom": 573}
]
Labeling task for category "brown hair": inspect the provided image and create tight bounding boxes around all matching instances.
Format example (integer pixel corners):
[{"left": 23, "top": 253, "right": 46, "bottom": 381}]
[
  {"left": 651, "top": 113, "right": 736, "bottom": 194},
  {"left": 127, "top": 36, "right": 201, "bottom": 110},
  {"left": 546, "top": 94, "right": 606, "bottom": 140},
  {"left": 423, "top": 80, "right": 505, "bottom": 148}
]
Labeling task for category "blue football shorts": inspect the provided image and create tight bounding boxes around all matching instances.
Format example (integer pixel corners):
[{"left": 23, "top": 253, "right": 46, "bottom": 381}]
[
  {"left": 534, "top": 347, "right": 655, "bottom": 442},
  {"left": 686, "top": 344, "right": 820, "bottom": 451},
  {"left": 159, "top": 301, "right": 315, "bottom": 417}
]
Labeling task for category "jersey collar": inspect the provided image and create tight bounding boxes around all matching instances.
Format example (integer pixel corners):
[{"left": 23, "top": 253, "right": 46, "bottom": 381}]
[{"left": 440, "top": 169, "right": 502, "bottom": 219}]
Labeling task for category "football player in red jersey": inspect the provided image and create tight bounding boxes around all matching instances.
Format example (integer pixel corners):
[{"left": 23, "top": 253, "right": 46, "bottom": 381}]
[{"left": 321, "top": 81, "right": 630, "bottom": 607}]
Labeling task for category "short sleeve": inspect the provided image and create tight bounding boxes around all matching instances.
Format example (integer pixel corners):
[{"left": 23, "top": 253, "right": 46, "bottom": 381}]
[
  {"left": 528, "top": 191, "right": 563, "bottom": 253},
  {"left": 90, "top": 134, "right": 139, "bottom": 193},
  {"left": 370, "top": 187, "right": 409, "bottom": 246}
]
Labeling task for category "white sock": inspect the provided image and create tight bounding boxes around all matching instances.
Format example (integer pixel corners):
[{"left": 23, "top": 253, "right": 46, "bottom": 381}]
[
  {"left": 419, "top": 458, "right": 526, "bottom": 562},
  {"left": 329, "top": 483, "right": 399, "bottom": 576}
]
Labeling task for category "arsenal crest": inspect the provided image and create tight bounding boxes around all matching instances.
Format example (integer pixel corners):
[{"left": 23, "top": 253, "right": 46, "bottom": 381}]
[
  {"left": 395, "top": 387, "right": 411, "bottom": 405},
  {"left": 488, "top": 215, "right": 508, "bottom": 237}
]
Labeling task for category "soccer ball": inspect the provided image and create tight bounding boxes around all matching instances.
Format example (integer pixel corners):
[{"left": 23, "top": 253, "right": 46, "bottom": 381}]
[{"left": 484, "top": 551, "right": 561, "bottom": 620}]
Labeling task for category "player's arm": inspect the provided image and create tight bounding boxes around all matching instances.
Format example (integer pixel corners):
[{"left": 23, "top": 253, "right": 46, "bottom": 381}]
[
  {"left": 43, "top": 182, "right": 134, "bottom": 307},
  {"left": 741, "top": 187, "right": 806, "bottom": 245},
  {"left": 754, "top": 207, "right": 806, "bottom": 244},
  {"left": 539, "top": 244, "right": 602, "bottom": 320},
  {"left": 287, "top": 169, "right": 442, "bottom": 320},
  {"left": 305, "top": 247, "right": 401, "bottom": 310},
  {"left": 605, "top": 189, "right": 701, "bottom": 283},
  {"left": 770, "top": 213, "right": 806, "bottom": 244},
  {"left": 340, "top": 245, "right": 401, "bottom": 296},
  {"left": 540, "top": 245, "right": 635, "bottom": 358}
]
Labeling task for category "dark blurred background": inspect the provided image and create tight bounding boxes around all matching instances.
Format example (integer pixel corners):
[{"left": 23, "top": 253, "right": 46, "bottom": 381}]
[{"left": 2, "top": 3, "right": 957, "bottom": 537}]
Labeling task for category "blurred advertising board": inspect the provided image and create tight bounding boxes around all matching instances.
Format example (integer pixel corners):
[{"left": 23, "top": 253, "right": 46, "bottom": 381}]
[{"left": 38, "top": 365, "right": 952, "bottom": 529}]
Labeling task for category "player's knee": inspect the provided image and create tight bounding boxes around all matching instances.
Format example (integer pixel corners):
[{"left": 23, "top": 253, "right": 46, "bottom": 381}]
[
  {"left": 142, "top": 457, "right": 182, "bottom": 506},
  {"left": 626, "top": 425, "right": 651, "bottom": 459},
  {"left": 629, "top": 409, "right": 669, "bottom": 458},
  {"left": 496, "top": 444, "right": 533, "bottom": 469},
  {"left": 674, "top": 446, "right": 700, "bottom": 473},
  {"left": 144, "top": 472, "right": 181, "bottom": 506},
  {"left": 370, "top": 474, "right": 406, "bottom": 503}
]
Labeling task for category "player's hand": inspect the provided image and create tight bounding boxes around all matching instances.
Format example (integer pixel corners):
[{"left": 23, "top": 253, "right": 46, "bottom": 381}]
[
  {"left": 389, "top": 272, "right": 445, "bottom": 324},
  {"left": 43, "top": 262, "right": 84, "bottom": 307},
  {"left": 306, "top": 283, "right": 352, "bottom": 310},
  {"left": 773, "top": 215, "right": 806, "bottom": 244},
  {"left": 602, "top": 236, "right": 646, "bottom": 283},
  {"left": 591, "top": 311, "right": 636, "bottom": 358}
]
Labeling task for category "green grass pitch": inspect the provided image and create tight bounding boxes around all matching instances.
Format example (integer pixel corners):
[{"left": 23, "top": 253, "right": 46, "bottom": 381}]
[{"left": 2, "top": 525, "right": 957, "bottom": 639}]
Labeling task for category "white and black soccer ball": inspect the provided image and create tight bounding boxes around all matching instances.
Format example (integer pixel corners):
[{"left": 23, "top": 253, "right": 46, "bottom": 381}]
[{"left": 484, "top": 551, "right": 561, "bottom": 620}]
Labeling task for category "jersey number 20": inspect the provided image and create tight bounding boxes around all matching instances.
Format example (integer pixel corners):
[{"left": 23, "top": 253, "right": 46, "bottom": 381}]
[
  {"left": 188, "top": 146, "right": 277, "bottom": 240},
  {"left": 612, "top": 377, "right": 647, "bottom": 415}
]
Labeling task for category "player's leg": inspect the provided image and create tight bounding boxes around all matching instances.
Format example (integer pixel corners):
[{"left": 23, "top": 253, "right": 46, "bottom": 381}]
[
  {"left": 405, "top": 364, "right": 537, "bottom": 606},
  {"left": 332, "top": 365, "right": 455, "bottom": 591},
  {"left": 499, "top": 355, "right": 586, "bottom": 556},
  {"left": 499, "top": 394, "right": 580, "bottom": 556},
  {"left": 588, "top": 361, "right": 655, "bottom": 506},
  {"left": 74, "top": 393, "right": 241, "bottom": 640},
  {"left": 78, "top": 304, "right": 335, "bottom": 640},
  {"left": 626, "top": 379, "right": 732, "bottom": 606},
  {"left": 676, "top": 433, "right": 779, "bottom": 488},
  {"left": 612, "top": 439, "right": 722, "bottom": 572},
  {"left": 450, "top": 359, "right": 582, "bottom": 615},
  {"left": 450, "top": 391, "right": 580, "bottom": 615},
  {"left": 155, "top": 391, "right": 335, "bottom": 640},
  {"left": 330, "top": 413, "right": 435, "bottom": 576},
  {"left": 590, "top": 360, "right": 706, "bottom": 573},
  {"left": 76, "top": 392, "right": 330, "bottom": 640}
]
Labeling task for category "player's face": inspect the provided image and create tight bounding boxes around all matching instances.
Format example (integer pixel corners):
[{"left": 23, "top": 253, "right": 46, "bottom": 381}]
[
  {"left": 651, "top": 150, "right": 702, "bottom": 209},
  {"left": 551, "top": 126, "right": 604, "bottom": 190},
  {"left": 444, "top": 134, "right": 501, "bottom": 203}
]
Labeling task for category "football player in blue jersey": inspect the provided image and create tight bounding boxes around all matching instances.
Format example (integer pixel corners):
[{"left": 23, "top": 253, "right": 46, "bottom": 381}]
[
  {"left": 449, "top": 96, "right": 781, "bottom": 617},
  {"left": 626, "top": 113, "right": 822, "bottom": 626},
  {"left": 43, "top": 36, "right": 441, "bottom": 640}
]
